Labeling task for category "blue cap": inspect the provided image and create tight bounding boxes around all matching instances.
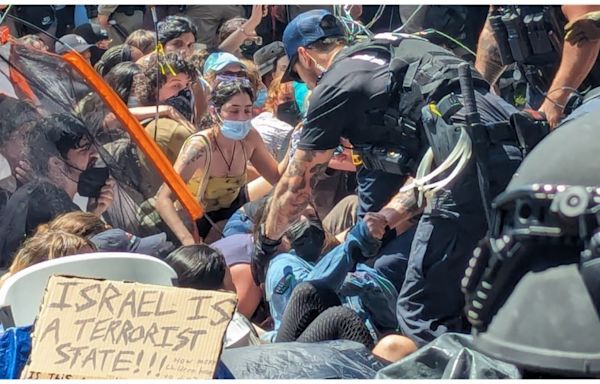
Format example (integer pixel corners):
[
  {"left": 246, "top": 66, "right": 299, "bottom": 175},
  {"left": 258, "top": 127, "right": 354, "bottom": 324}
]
[
  {"left": 203, "top": 51, "right": 247, "bottom": 75},
  {"left": 282, "top": 9, "right": 344, "bottom": 82}
]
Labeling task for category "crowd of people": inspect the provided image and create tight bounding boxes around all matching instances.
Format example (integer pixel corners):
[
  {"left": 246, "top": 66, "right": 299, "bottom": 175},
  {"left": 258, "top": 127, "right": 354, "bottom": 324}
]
[{"left": 1, "top": 4, "right": 600, "bottom": 378}]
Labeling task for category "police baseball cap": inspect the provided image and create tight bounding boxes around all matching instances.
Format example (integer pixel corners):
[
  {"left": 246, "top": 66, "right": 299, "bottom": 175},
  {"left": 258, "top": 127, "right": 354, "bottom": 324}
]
[
  {"left": 253, "top": 41, "right": 285, "bottom": 77},
  {"left": 89, "top": 229, "right": 173, "bottom": 257},
  {"left": 282, "top": 9, "right": 345, "bottom": 83},
  {"left": 55, "top": 34, "right": 94, "bottom": 55}
]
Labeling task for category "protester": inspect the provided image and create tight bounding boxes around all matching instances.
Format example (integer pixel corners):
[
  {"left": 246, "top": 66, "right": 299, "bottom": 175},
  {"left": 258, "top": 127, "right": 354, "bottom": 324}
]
[
  {"left": 54, "top": 33, "right": 94, "bottom": 63},
  {"left": 0, "top": 95, "right": 41, "bottom": 212},
  {"left": 94, "top": 44, "right": 144, "bottom": 77},
  {"left": 72, "top": 22, "right": 110, "bottom": 64},
  {"left": 202, "top": 51, "right": 248, "bottom": 91},
  {"left": 16, "top": 34, "right": 49, "bottom": 51},
  {"left": 134, "top": 53, "right": 198, "bottom": 199},
  {"left": 253, "top": 41, "right": 286, "bottom": 88},
  {"left": 0, "top": 230, "right": 95, "bottom": 286},
  {"left": 124, "top": 29, "right": 156, "bottom": 55},
  {"left": 155, "top": 79, "right": 284, "bottom": 244},
  {"left": 217, "top": 6, "right": 268, "bottom": 59},
  {"left": 164, "top": 244, "right": 262, "bottom": 348},
  {"left": 157, "top": 15, "right": 197, "bottom": 59}
]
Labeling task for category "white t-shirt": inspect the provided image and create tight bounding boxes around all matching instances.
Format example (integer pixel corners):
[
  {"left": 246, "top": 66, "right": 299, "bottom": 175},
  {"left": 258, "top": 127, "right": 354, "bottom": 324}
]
[{"left": 251, "top": 112, "right": 294, "bottom": 159}]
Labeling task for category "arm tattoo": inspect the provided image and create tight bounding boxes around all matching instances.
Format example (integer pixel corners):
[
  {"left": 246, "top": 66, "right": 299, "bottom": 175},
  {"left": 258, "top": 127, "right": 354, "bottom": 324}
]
[
  {"left": 179, "top": 141, "right": 206, "bottom": 167},
  {"left": 391, "top": 187, "right": 421, "bottom": 216},
  {"left": 263, "top": 149, "right": 330, "bottom": 239}
]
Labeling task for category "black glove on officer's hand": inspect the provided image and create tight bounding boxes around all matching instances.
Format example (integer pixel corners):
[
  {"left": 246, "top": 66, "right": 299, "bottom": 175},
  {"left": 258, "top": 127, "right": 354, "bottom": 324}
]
[{"left": 251, "top": 225, "right": 282, "bottom": 285}]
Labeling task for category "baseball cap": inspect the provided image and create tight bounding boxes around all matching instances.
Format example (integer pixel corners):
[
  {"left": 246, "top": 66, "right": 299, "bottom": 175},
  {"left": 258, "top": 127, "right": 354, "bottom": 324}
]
[
  {"left": 203, "top": 51, "right": 247, "bottom": 75},
  {"left": 282, "top": 9, "right": 344, "bottom": 83},
  {"left": 89, "top": 229, "right": 173, "bottom": 257},
  {"left": 55, "top": 34, "right": 94, "bottom": 55},
  {"left": 253, "top": 41, "right": 285, "bottom": 77}
]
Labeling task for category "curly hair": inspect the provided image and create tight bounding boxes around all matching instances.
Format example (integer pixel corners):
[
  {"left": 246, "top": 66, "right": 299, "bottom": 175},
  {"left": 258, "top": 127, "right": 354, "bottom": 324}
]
[
  {"left": 157, "top": 15, "right": 197, "bottom": 45},
  {"left": 140, "top": 52, "right": 196, "bottom": 105}
]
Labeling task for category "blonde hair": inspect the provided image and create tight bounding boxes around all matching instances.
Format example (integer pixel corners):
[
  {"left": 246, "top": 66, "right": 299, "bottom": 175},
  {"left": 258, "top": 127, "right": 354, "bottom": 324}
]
[
  {"left": 9, "top": 230, "right": 96, "bottom": 275},
  {"left": 36, "top": 211, "right": 110, "bottom": 238}
]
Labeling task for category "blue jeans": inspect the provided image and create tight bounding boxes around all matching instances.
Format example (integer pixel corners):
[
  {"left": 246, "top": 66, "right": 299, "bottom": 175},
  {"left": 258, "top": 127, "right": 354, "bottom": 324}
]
[
  {"left": 265, "top": 220, "right": 398, "bottom": 338},
  {"left": 223, "top": 209, "right": 254, "bottom": 237}
]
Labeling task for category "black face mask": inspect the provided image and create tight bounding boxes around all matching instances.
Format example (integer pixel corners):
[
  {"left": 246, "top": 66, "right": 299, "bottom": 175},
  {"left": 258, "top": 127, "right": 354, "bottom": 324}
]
[
  {"left": 164, "top": 88, "right": 193, "bottom": 121},
  {"left": 77, "top": 167, "right": 109, "bottom": 198},
  {"left": 287, "top": 217, "right": 326, "bottom": 263},
  {"left": 276, "top": 100, "right": 302, "bottom": 127}
]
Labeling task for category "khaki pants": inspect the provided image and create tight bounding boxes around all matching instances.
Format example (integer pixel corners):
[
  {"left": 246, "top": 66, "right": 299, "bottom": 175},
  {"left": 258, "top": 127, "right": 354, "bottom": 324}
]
[{"left": 179, "top": 5, "right": 244, "bottom": 48}]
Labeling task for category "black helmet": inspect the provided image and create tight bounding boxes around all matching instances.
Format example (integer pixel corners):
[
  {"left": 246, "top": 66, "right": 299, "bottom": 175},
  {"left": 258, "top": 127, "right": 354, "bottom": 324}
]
[{"left": 462, "top": 109, "right": 600, "bottom": 377}]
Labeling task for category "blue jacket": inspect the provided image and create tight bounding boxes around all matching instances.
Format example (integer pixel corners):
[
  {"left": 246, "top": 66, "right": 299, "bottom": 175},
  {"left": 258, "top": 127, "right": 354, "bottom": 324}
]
[{"left": 265, "top": 220, "right": 399, "bottom": 342}]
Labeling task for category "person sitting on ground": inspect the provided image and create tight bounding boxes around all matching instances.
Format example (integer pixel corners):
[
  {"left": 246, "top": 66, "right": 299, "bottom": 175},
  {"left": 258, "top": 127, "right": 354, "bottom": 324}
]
[
  {"left": 16, "top": 34, "right": 49, "bottom": 51},
  {"left": 157, "top": 15, "right": 197, "bottom": 59},
  {"left": 0, "top": 113, "right": 114, "bottom": 266},
  {"left": 251, "top": 75, "right": 299, "bottom": 160},
  {"left": 164, "top": 244, "right": 262, "bottom": 348},
  {"left": 202, "top": 51, "right": 248, "bottom": 92},
  {"left": 125, "top": 29, "right": 156, "bottom": 55},
  {"left": 37, "top": 211, "right": 174, "bottom": 257},
  {"left": 135, "top": 53, "right": 198, "bottom": 199},
  {"left": 0, "top": 230, "right": 96, "bottom": 287},
  {"left": 155, "top": 79, "right": 285, "bottom": 244},
  {"left": 253, "top": 41, "right": 287, "bottom": 88},
  {"left": 54, "top": 34, "right": 95, "bottom": 64},
  {"left": 217, "top": 5, "right": 268, "bottom": 59},
  {"left": 94, "top": 44, "right": 144, "bottom": 77},
  {"left": 259, "top": 185, "right": 423, "bottom": 361},
  {"left": 0, "top": 96, "right": 41, "bottom": 213}
]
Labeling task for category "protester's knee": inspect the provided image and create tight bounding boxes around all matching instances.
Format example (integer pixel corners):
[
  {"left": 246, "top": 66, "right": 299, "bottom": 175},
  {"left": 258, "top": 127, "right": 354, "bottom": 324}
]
[{"left": 372, "top": 334, "right": 418, "bottom": 363}]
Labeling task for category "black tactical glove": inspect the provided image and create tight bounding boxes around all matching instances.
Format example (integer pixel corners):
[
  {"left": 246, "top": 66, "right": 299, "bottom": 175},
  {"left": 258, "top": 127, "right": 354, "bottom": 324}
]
[{"left": 251, "top": 224, "right": 282, "bottom": 285}]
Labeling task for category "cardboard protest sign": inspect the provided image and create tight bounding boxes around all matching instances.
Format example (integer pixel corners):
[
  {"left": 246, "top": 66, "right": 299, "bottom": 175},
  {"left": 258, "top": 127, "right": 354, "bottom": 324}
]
[{"left": 22, "top": 275, "right": 236, "bottom": 379}]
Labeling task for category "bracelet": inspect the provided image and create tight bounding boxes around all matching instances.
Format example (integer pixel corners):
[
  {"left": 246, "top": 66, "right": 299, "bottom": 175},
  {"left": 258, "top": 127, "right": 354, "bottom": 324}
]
[{"left": 238, "top": 26, "right": 253, "bottom": 37}]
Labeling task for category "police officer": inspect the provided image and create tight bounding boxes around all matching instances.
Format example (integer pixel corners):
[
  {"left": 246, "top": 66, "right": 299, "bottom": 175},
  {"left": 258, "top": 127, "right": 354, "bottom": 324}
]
[
  {"left": 252, "top": 9, "right": 527, "bottom": 354},
  {"left": 464, "top": 107, "right": 600, "bottom": 378},
  {"left": 475, "top": 5, "right": 600, "bottom": 128}
]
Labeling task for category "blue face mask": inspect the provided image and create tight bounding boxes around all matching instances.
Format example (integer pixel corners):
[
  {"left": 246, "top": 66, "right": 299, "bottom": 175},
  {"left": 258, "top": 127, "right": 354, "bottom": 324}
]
[
  {"left": 254, "top": 88, "right": 267, "bottom": 108},
  {"left": 220, "top": 118, "right": 252, "bottom": 141}
]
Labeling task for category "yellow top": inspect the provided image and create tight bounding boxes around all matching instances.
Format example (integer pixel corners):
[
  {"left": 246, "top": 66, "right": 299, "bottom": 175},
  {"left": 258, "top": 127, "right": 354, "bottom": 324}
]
[{"left": 183, "top": 133, "right": 247, "bottom": 212}]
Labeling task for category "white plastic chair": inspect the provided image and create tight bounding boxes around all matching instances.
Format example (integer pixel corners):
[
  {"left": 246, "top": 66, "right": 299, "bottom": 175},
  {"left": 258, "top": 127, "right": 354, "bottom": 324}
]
[{"left": 0, "top": 252, "right": 177, "bottom": 327}]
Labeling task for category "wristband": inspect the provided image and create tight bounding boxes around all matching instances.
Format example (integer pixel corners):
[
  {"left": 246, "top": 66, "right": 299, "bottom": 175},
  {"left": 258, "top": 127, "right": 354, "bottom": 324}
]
[{"left": 259, "top": 223, "right": 281, "bottom": 246}]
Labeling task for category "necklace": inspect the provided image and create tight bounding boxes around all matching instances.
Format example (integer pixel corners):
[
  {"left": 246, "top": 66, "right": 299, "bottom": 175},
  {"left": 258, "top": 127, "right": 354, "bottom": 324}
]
[{"left": 214, "top": 134, "right": 236, "bottom": 173}]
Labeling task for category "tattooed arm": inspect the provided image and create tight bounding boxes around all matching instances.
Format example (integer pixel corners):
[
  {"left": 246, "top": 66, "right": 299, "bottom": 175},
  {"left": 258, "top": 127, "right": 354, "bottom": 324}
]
[
  {"left": 474, "top": 7, "right": 506, "bottom": 86},
  {"left": 378, "top": 176, "right": 424, "bottom": 232},
  {"left": 155, "top": 136, "right": 208, "bottom": 245},
  {"left": 262, "top": 148, "right": 334, "bottom": 240}
]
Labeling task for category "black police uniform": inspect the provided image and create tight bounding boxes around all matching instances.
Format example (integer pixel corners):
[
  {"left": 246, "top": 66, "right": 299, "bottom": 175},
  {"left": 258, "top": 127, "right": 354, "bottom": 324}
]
[
  {"left": 488, "top": 5, "right": 600, "bottom": 109},
  {"left": 297, "top": 34, "right": 524, "bottom": 345}
]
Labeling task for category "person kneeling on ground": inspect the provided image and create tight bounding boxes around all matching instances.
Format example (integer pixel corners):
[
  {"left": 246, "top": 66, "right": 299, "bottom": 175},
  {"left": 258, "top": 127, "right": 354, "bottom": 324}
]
[{"left": 164, "top": 244, "right": 262, "bottom": 348}]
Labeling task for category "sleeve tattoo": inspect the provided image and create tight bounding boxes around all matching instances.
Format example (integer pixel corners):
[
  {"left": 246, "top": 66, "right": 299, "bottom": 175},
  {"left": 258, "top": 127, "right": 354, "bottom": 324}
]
[{"left": 264, "top": 149, "right": 330, "bottom": 239}]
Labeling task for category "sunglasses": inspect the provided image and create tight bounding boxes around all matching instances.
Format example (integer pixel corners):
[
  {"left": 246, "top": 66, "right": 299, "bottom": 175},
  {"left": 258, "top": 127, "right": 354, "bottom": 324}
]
[{"left": 242, "top": 36, "right": 263, "bottom": 46}]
